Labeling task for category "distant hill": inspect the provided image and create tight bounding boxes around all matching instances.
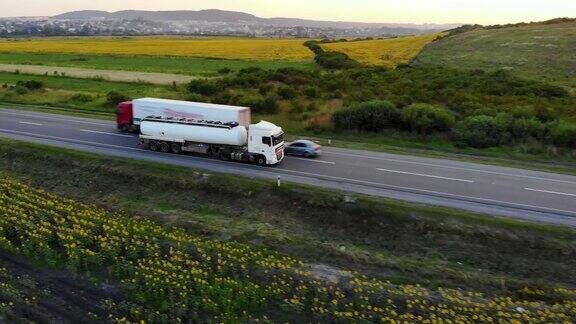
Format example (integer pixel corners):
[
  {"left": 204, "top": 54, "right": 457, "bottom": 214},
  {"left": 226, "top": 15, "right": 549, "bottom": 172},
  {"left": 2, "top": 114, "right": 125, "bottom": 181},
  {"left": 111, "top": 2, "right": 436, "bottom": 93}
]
[
  {"left": 417, "top": 20, "right": 576, "bottom": 89},
  {"left": 52, "top": 9, "right": 458, "bottom": 32},
  {"left": 54, "top": 9, "right": 259, "bottom": 23}
]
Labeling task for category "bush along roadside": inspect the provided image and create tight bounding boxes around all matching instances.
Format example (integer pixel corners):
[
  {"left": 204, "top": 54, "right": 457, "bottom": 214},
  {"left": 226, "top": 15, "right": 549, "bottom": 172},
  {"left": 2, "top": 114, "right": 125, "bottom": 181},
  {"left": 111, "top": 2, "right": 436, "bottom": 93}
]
[
  {"left": 181, "top": 64, "right": 575, "bottom": 153},
  {"left": 331, "top": 99, "right": 576, "bottom": 150}
]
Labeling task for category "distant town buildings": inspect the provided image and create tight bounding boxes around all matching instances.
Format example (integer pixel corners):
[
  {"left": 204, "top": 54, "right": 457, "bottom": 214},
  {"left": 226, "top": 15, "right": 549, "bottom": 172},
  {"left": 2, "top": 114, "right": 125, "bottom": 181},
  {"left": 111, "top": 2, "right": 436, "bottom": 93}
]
[{"left": 0, "top": 17, "right": 432, "bottom": 38}]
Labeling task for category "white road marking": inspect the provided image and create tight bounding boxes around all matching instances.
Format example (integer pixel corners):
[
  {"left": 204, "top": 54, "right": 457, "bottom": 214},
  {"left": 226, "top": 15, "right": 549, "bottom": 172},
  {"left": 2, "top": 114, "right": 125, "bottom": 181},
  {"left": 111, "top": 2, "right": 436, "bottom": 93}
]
[
  {"left": 18, "top": 121, "right": 43, "bottom": 126},
  {"left": 0, "top": 110, "right": 113, "bottom": 127},
  {"left": 275, "top": 168, "right": 576, "bottom": 216},
  {"left": 376, "top": 168, "right": 474, "bottom": 183},
  {"left": 287, "top": 157, "right": 335, "bottom": 164},
  {"left": 1, "top": 127, "right": 575, "bottom": 217},
  {"left": 0, "top": 128, "right": 143, "bottom": 151},
  {"left": 324, "top": 151, "right": 576, "bottom": 185},
  {"left": 525, "top": 188, "right": 576, "bottom": 197},
  {"left": 80, "top": 129, "right": 135, "bottom": 138}
]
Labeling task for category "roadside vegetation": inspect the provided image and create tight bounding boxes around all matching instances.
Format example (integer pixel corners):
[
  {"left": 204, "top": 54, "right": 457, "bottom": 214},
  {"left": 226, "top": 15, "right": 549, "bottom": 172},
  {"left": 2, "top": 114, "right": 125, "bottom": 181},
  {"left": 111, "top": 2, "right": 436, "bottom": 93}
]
[
  {"left": 1, "top": 139, "right": 576, "bottom": 322},
  {"left": 174, "top": 65, "right": 576, "bottom": 153}
]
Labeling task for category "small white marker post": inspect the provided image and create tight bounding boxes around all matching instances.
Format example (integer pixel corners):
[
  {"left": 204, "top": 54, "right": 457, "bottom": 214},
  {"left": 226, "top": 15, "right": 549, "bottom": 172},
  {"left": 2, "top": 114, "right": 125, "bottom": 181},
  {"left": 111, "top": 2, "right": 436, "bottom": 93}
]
[
  {"left": 328, "top": 139, "right": 332, "bottom": 145},
  {"left": 277, "top": 176, "right": 281, "bottom": 187}
]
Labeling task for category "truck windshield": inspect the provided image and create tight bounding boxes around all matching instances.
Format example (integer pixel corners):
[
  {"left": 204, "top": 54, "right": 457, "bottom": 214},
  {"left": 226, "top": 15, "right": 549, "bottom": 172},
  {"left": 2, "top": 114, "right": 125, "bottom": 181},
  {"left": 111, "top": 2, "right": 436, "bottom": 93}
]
[{"left": 272, "top": 134, "right": 284, "bottom": 146}]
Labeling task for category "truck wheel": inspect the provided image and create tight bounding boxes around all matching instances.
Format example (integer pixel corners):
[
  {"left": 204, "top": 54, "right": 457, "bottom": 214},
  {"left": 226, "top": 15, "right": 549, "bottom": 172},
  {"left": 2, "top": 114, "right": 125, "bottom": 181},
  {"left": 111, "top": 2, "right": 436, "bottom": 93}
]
[
  {"left": 256, "top": 156, "right": 267, "bottom": 166},
  {"left": 208, "top": 149, "right": 218, "bottom": 159},
  {"left": 118, "top": 124, "right": 128, "bottom": 133},
  {"left": 149, "top": 141, "right": 159, "bottom": 151},
  {"left": 159, "top": 142, "right": 170, "bottom": 153},
  {"left": 220, "top": 152, "right": 230, "bottom": 161},
  {"left": 171, "top": 143, "right": 182, "bottom": 154}
]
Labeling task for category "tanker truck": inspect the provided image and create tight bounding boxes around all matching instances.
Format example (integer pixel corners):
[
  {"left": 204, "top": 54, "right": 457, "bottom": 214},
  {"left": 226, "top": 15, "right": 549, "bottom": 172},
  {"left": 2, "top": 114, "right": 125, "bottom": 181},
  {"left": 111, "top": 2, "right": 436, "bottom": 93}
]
[{"left": 139, "top": 116, "right": 285, "bottom": 166}]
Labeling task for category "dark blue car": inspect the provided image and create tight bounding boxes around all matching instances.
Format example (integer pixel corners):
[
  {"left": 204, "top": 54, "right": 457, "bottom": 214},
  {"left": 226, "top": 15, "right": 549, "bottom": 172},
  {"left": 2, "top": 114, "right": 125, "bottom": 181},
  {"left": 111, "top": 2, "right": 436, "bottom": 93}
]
[{"left": 284, "top": 140, "right": 322, "bottom": 158}]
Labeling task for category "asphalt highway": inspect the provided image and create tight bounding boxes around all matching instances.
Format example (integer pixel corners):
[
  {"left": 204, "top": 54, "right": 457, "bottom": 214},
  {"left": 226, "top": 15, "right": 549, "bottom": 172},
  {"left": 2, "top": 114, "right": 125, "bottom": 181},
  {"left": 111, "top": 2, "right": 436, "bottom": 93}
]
[{"left": 2, "top": 108, "right": 576, "bottom": 227}]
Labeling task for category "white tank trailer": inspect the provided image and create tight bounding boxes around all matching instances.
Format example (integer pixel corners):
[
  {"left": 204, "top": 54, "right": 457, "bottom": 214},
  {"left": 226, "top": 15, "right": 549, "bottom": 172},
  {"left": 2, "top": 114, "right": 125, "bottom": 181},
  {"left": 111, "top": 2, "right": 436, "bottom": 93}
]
[{"left": 139, "top": 117, "right": 285, "bottom": 165}]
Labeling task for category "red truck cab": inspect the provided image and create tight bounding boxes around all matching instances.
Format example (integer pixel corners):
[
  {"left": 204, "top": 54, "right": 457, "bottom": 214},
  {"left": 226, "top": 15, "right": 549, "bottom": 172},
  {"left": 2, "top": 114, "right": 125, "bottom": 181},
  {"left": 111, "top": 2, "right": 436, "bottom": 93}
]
[{"left": 116, "top": 101, "right": 135, "bottom": 132}]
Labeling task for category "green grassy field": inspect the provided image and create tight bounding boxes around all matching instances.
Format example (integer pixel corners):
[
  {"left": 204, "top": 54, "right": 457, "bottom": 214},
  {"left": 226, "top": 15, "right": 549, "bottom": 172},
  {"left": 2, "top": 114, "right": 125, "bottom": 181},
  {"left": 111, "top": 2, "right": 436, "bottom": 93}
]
[
  {"left": 0, "top": 52, "right": 314, "bottom": 76},
  {"left": 417, "top": 22, "right": 576, "bottom": 89},
  {"left": 0, "top": 71, "right": 181, "bottom": 112}
]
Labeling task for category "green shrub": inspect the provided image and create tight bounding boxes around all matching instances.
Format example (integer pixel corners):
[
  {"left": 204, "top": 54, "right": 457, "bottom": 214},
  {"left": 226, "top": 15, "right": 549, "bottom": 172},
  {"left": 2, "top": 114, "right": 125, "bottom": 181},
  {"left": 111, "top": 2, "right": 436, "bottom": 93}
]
[
  {"left": 495, "top": 113, "right": 545, "bottom": 142},
  {"left": 303, "top": 86, "right": 320, "bottom": 98},
  {"left": 277, "top": 86, "right": 298, "bottom": 100},
  {"left": 211, "top": 90, "right": 238, "bottom": 106},
  {"left": 14, "top": 86, "right": 28, "bottom": 95},
  {"left": 238, "top": 94, "right": 278, "bottom": 114},
  {"left": 332, "top": 100, "right": 400, "bottom": 132},
  {"left": 70, "top": 93, "right": 94, "bottom": 103},
  {"left": 512, "top": 118, "right": 545, "bottom": 140},
  {"left": 401, "top": 103, "right": 456, "bottom": 134},
  {"left": 454, "top": 115, "right": 509, "bottom": 148},
  {"left": 262, "top": 96, "right": 279, "bottom": 114},
  {"left": 106, "top": 91, "right": 130, "bottom": 107},
  {"left": 303, "top": 40, "right": 323, "bottom": 55},
  {"left": 16, "top": 80, "right": 44, "bottom": 91},
  {"left": 548, "top": 122, "right": 576, "bottom": 148},
  {"left": 218, "top": 67, "right": 232, "bottom": 75},
  {"left": 306, "top": 102, "right": 319, "bottom": 112},
  {"left": 315, "top": 51, "right": 359, "bottom": 69},
  {"left": 186, "top": 93, "right": 203, "bottom": 102},
  {"left": 271, "top": 68, "right": 310, "bottom": 85},
  {"left": 187, "top": 79, "right": 220, "bottom": 96},
  {"left": 289, "top": 102, "right": 305, "bottom": 115},
  {"left": 258, "top": 84, "right": 274, "bottom": 95},
  {"left": 529, "top": 84, "right": 569, "bottom": 98}
]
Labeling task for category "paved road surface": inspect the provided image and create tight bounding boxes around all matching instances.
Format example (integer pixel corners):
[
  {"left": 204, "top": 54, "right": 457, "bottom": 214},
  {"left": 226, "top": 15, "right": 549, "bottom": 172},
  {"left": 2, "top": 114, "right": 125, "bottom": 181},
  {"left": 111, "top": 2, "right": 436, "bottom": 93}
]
[
  {"left": 1, "top": 108, "right": 576, "bottom": 227},
  {"left": 0, "top": 64, "right": 195, "bottom": 85}
]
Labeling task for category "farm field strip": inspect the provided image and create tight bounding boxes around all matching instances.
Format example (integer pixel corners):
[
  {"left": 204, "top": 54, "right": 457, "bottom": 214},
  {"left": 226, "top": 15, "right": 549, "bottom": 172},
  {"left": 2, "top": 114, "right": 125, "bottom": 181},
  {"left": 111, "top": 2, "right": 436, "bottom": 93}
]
[
  {"left": 0, "top": 37, "right": 314, "bottom": 61},
  {"left": 321, "top": 33, "right": 442, "bottom": 67},
  {"left": 1, "top": 177, "right": 575, "bottom": 322},
  {"left": 0, "top": 64, "right": 196, "bottom": 85}
]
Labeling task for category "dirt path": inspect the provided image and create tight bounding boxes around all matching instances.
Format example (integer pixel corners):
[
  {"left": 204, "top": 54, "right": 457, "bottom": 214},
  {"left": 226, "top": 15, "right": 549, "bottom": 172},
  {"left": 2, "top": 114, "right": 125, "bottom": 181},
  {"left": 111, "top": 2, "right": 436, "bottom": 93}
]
[{"left": 0, "top": 63, "right": 196, "bottom": 85}]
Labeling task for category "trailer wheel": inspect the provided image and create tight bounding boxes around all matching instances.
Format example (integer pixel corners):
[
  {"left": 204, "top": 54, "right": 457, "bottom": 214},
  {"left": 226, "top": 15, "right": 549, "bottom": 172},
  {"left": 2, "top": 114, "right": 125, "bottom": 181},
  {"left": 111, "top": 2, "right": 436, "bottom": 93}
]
[
  {"left": 149, "top": 141, "right": 159, "bottom": 151},
  {"left": 208, "top": 148, "right": 218, "bottom": 159},
  {"left": 118, "top": 124, "right": 128, "bottom": 133},
  {"left": 256, "top": 155, "right": 267, "bottom": 166},
  {"left": 219, "top": 152, "right": 230, "bottom": 161},
  {"left": 159, "top": 142, "right": 170, "bottom": 153},
  {"left": 171, "top": 143, "right": 182, "bottom": 154}
]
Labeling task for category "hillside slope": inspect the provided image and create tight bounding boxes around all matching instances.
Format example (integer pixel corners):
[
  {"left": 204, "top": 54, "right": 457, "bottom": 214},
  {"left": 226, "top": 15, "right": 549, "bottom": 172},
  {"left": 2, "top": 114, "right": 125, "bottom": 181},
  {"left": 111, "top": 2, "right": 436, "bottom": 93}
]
[{"left": 417, "top": 22, "right": 576, "bottom": 89}]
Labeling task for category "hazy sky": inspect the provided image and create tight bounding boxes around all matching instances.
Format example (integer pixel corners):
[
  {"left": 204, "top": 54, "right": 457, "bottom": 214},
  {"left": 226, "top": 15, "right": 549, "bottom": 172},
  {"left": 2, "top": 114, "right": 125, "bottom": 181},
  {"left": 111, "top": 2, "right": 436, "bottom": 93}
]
[{"left": 2, "top": 0, "right": 575, "bottom": 24}]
